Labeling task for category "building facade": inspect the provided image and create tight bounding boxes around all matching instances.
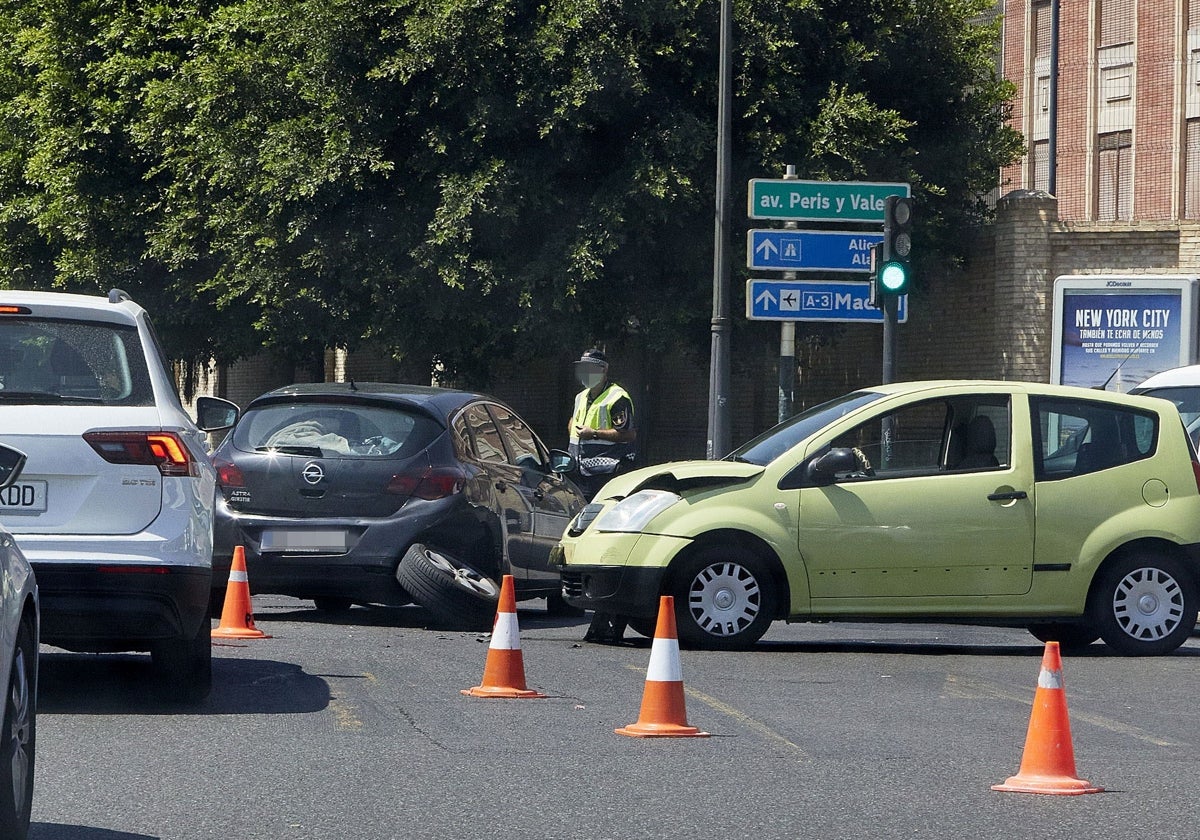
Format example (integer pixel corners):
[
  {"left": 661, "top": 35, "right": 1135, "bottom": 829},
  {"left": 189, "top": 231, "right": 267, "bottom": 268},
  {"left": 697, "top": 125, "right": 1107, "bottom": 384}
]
[{"left": 1002, "top": 0, "right": 1200, "bottom": 221}]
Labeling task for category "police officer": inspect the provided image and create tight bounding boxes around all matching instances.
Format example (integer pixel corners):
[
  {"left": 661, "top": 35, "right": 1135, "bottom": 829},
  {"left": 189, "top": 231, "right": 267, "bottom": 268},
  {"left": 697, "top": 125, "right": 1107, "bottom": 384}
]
[
  {"left": 567, "top": 348, "right": 637, "bottom": 501},
  {"left": 568, "top": 349, "right": 638, "bottom": 644}
]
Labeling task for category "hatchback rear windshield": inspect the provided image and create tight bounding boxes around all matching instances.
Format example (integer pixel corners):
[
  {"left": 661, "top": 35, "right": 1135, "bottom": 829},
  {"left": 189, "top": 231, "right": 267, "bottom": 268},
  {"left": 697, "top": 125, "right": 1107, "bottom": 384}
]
[
  {"left": 232, "top": 402, "right": 441, "bottom": 459},
  {"left": 0, "top": 317, "right": 153, "bottom": 405}
]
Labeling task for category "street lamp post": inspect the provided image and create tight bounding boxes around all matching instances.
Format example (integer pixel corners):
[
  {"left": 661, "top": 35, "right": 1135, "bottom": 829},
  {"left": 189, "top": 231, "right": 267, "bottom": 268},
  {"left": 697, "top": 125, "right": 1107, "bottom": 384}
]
[{"left": 707, "top": 0, "right": 733, "bottom": 460}]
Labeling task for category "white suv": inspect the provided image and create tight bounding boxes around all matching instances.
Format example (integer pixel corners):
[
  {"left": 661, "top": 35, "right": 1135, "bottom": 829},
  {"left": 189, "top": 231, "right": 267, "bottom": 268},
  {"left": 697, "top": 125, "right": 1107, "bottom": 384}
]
[{"left": 0, "top": 289, "right": 237, "bottom": 702}]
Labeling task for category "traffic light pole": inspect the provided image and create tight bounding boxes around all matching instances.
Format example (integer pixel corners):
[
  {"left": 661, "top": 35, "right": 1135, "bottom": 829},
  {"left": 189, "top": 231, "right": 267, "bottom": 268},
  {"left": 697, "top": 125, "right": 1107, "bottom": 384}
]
[{"left": 882, "top": 294, "right": 898, "bottom": 384}]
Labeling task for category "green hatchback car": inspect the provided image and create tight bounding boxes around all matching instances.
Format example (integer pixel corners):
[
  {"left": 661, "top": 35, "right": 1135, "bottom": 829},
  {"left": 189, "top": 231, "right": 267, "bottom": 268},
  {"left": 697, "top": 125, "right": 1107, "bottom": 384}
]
[{"left": 555, "top": 381, "right": 1200, "bottom": 654}]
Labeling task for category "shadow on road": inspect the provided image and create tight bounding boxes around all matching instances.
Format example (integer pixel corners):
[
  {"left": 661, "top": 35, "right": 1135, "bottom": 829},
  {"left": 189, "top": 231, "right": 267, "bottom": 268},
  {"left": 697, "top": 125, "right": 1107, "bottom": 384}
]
[
  {"left": 31, "top": 825, "right": 157, "bottom": 840},
  {"left": 725, "top": 638, "right": 1200, "bottom": 657},
  {"left": 37, "top": 651, "right": 331, "bottom": 716},
  {"left": 252, "top": 599, "right": 591, "bottom": 631}
]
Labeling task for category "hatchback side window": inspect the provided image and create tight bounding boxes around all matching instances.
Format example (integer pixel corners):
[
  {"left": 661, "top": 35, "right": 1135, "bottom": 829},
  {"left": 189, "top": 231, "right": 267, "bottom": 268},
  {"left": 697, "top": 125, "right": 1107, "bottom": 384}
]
[
  {"left": 942, "top": 397, "right": 1012, "bottom": 471},
  {"left": 826, "top": 395, "right": 1012, "bottom": 480},
  {"left": 1033, "top": 398, "right": 1157, "bottom": 480},
  {"left": 461, "top": 404, "right": 508, "bottom": 464},
  {"left": 488, "top": 404, "right": 547, "bottom": 471},
  {"left": 828, "top": 399, "right": 950, "bottom": 477}
]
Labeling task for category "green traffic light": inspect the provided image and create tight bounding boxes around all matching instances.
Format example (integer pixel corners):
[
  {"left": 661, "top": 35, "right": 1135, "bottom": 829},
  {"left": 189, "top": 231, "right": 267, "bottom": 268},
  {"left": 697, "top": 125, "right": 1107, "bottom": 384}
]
[{"left": 879, "top": 261, "right": 909, "bottom": 294}]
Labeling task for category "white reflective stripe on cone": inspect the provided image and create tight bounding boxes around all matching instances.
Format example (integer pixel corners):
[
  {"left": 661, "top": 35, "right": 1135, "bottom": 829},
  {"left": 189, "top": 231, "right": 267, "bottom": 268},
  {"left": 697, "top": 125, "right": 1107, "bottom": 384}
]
[
  {"left": 645, "top": 636, "right": 683, "bottom": 683},
  {"left": 1038, "top": 667, "right": 1064, "bottom": 690},
  {"left": 490, "top": 611, "right": 521, "bottom": 651},
  {"left": 228, "top": 570, "right": 248, "bottom": 583}
]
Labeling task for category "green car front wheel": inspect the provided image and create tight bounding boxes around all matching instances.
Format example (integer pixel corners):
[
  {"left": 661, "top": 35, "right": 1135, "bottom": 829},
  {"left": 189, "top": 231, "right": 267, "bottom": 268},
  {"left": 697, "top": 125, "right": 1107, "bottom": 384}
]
[{"left": 671, "top": 547, "right": 776, "bottom": 650}]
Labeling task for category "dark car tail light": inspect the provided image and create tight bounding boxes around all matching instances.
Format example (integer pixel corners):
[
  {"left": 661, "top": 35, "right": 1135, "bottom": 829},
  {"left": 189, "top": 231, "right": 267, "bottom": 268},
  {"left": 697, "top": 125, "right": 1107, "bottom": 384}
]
[
  {"left": 385, "top": 466, "right": 465, "bottom": 501},
  {"left": 84, "top": 431, "right": 196, "bottom": 477},
  {"left": 213, "top": 455, "right": 246, "bottom": 488}
]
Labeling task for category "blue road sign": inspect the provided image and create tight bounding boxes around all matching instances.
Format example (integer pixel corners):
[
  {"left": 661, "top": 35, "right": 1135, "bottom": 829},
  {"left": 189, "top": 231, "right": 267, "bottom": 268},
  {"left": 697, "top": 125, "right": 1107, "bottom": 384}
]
[
  {"left": 747, "top": 229, "right": 882, "bottom": 273},
  {"left": 746, "top": 279, "right": 908, "bottom": 323}
]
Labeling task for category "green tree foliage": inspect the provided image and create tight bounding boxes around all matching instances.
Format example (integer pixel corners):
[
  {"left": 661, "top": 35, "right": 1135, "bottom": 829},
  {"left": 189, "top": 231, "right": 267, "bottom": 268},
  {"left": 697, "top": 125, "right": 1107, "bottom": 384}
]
[{"left": 0, "top": 0, "right": 1021, "bottom": 382}]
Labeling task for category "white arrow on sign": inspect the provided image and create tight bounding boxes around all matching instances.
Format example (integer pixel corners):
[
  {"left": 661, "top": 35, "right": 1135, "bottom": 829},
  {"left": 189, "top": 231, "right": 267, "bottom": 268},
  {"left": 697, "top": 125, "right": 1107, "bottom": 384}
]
[
  {"left": 755, "top": 238, "right": 779, "bottom": 261},
  {"left": 755, "top": 288, "right": 777, "bottom": 309}
]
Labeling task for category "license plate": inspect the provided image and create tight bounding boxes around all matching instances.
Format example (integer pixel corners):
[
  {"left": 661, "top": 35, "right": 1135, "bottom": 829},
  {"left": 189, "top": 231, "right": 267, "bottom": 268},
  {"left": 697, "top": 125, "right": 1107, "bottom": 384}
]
[
  {"left": 0, "top": 481, "right": 47, "bottom": 514},
  {"left": 260, "top": 529, "right": 348, "bottom": 553}
]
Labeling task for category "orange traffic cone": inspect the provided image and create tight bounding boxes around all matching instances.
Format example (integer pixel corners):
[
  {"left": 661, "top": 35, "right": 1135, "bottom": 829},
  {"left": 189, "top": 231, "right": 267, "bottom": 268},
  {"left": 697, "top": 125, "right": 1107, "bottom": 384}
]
[
  {"left": 616, "top": 595, "right": 709, "bottom": 738},
  {"left": 462, "top": 574, "right": 545, "bottom": 698},
  {"left": 212, "top": 546, "right": 270, "bottom": 639},
  {"left": 992, "top": 641, "right": 1102, "bottom": 795}
]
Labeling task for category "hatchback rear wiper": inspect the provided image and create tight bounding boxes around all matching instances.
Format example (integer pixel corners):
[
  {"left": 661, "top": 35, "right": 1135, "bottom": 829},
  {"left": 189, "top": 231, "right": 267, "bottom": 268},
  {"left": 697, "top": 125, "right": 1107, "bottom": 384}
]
[{"left": 255, "top": 445, "right": 324, "bottom": 456}]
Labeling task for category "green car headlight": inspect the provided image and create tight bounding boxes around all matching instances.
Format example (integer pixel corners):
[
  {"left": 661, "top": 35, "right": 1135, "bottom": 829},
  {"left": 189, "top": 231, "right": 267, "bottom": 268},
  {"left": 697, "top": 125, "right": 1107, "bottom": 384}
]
[{"left": 594, "top": 489, "right": 681, "bottom": 533}]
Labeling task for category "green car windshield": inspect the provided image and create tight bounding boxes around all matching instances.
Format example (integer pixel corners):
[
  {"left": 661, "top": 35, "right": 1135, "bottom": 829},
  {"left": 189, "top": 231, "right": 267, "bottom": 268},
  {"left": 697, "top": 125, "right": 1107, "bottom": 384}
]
[{"left": 727, "top": 390, "right": 885, "bottom": 466}]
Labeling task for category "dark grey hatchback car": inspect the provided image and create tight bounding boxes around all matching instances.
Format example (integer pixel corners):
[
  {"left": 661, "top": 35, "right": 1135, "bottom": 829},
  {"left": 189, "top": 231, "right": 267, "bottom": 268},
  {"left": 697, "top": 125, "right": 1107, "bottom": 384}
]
[{"left": 210, "top": 382, "right": 587, "bottom": 626}]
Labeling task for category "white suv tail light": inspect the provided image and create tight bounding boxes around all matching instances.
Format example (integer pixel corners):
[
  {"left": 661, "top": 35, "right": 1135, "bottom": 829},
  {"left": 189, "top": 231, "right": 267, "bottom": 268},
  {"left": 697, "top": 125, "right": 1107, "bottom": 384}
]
[{"left": 83, "top": 431, "right": 197, "bottom": 477}]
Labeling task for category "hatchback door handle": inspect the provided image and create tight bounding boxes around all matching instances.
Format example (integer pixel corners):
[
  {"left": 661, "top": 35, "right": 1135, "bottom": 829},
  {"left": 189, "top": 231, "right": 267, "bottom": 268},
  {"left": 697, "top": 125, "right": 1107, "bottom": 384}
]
[{"left": 987, "top": 490, "right": 1028, "bottom": 501}]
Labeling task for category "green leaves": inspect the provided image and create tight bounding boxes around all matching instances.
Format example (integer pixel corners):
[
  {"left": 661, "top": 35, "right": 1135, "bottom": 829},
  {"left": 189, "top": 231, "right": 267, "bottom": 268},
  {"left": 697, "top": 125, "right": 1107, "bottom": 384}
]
[{"left": 0, "top": 0, "right": 1021, "bottom": 381}]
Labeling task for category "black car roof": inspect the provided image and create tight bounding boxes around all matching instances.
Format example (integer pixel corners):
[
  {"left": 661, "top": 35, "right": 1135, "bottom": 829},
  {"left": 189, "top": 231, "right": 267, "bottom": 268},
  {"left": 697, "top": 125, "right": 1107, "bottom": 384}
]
[{"left": 245, "top": 382, "right": 492, "bottom": 423}]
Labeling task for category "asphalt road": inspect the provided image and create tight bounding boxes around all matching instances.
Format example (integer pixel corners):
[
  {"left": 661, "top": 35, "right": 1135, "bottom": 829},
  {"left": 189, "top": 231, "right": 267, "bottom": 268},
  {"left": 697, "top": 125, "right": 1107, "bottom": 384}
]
[{"left": 28, "top": 597, "right": 1200, "bottom": 840}]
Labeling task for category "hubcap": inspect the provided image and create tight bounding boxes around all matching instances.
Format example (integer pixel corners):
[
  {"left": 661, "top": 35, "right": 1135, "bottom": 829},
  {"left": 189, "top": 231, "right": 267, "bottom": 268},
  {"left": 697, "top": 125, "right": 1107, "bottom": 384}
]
[
  {"left": 1112, "top": 567, "right": 1185, "bottom": 641},
  {"left": 688, "top": 561, "right": 761, "bottom": 637}
]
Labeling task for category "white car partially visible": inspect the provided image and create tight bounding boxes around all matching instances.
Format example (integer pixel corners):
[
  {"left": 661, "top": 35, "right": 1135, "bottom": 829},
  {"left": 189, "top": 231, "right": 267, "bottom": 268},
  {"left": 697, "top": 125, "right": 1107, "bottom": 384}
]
[
  {"left": 1130, "top": 364, "right": 1200, "bottom": 445},
  {"left": 0, "top": 289, "right": 236, "bottom": 703},
  {"left": 0, "top": 443, "right": 38, "bottom": 840}
]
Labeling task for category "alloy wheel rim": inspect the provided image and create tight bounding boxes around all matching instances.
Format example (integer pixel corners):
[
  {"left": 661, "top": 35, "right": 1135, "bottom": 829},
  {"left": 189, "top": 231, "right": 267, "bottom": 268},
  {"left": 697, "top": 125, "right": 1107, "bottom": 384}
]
[
  {"left": 426, "top": 551, "right": 499, "bottom": 598},
  {"left": 8, "top": 647, "right": 30, "bottom": 818},
  {"left": 1112, "top": 566, "right": 1185, "bottom": 641},
  {"left": 688, "top": 561, "right": 761, "bottom": 637}
]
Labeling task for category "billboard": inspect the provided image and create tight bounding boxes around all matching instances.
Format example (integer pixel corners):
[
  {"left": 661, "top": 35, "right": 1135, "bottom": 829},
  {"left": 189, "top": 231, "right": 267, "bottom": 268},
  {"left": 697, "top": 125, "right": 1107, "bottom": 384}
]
[{"left": 1051, "top": 276, "right": 1200, "bottom": 391}]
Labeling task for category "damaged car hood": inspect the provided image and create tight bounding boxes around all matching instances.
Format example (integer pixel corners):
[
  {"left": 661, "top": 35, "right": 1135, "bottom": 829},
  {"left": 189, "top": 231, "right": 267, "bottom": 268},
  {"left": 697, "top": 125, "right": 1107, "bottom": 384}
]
[{"left": 596, "top": 460, "right": 764, "bottom": 500}]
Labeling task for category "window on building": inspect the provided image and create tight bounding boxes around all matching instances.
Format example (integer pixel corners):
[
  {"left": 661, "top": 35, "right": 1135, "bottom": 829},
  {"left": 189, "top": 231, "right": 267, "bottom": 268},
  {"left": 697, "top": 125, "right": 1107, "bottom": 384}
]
[
  {"left": 1186, "top": 120, "right": 1200, "bottom": 218},
  {"left": 1033, "top": 140, "right": 1050, "bottom": 192},
  {"left": 1099, "top": 0, "right": 1134, "bottom": 47},
  {"left": 1098, "top": 131, "right": 1133, "bottom": 220},
  {"left": 1034, "top": 1, "right": 1052, "bottom": 58}
]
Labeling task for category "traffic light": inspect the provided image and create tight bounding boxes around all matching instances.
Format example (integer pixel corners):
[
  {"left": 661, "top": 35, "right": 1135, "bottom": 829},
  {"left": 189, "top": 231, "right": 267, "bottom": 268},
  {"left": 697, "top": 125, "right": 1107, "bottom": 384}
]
[{"left": 878, "top": 195, "right": 914, "bottom": 295}]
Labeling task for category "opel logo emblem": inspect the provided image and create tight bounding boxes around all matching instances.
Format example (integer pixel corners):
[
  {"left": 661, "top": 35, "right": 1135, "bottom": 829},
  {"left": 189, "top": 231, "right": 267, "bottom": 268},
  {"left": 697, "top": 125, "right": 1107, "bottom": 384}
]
[{"left": 301, "top": 462, "right": 325, "bottom": 485}]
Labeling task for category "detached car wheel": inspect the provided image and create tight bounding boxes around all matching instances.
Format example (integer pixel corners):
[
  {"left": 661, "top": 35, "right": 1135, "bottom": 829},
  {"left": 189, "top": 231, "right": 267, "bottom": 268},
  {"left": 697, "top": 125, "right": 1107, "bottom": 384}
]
[
  {"left": 0, "top": 619, "right": 34, "bottom": 840},
  {"left": 671, "top": 547, "right": 775, "bottom": 650},
  {"left": 396, "top": 544, "right": 499, "bottom": 630},
  {"left": 1090, "top": 552, "right": 1197, "bottom": 655},
  {"left": 151, "top": 619, "right": 213, "bottom": 703}
]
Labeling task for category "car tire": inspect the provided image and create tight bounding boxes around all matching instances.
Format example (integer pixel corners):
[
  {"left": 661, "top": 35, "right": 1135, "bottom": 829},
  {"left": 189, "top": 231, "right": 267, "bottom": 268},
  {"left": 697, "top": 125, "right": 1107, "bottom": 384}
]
[
  {"left": 396, "top": 544, "right": 499, "bottom": 631},
  {"left": 313, "top": 597, "right": 354, "bottom": 613},
  {"left": 0, "top": 618, "right": 35, "bottom": 840},
  {"left": 670, "top": 546, "right": 776, "bottom": 650},
  {"left": 1089, "top": 551, "right": 1198, "bottom": 656},
  {"left": 1026, "top": 623, "right": 1100, "bottom": 651},
  {"left": 151, "top": 619, "right": 213, "bottom": 704}
]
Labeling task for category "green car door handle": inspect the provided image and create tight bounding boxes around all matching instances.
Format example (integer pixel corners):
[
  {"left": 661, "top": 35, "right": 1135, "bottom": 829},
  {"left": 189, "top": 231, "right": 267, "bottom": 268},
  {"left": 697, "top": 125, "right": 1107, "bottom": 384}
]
[{"left": 987, "top": 490, "right": 1028, "bottom": 501}]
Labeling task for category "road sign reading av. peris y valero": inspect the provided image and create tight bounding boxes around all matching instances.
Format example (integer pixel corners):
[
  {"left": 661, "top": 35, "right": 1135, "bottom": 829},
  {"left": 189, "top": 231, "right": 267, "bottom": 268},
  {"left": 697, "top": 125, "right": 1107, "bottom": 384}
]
[
  {"left": 747, "top": 229, "right": 882, "bottom": 272},
  {"left": 748, "top": 179, "right": 910, "bottom": 223},
  {"left": 746, "top": 279, "right": 908, "bottom": 324}
]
